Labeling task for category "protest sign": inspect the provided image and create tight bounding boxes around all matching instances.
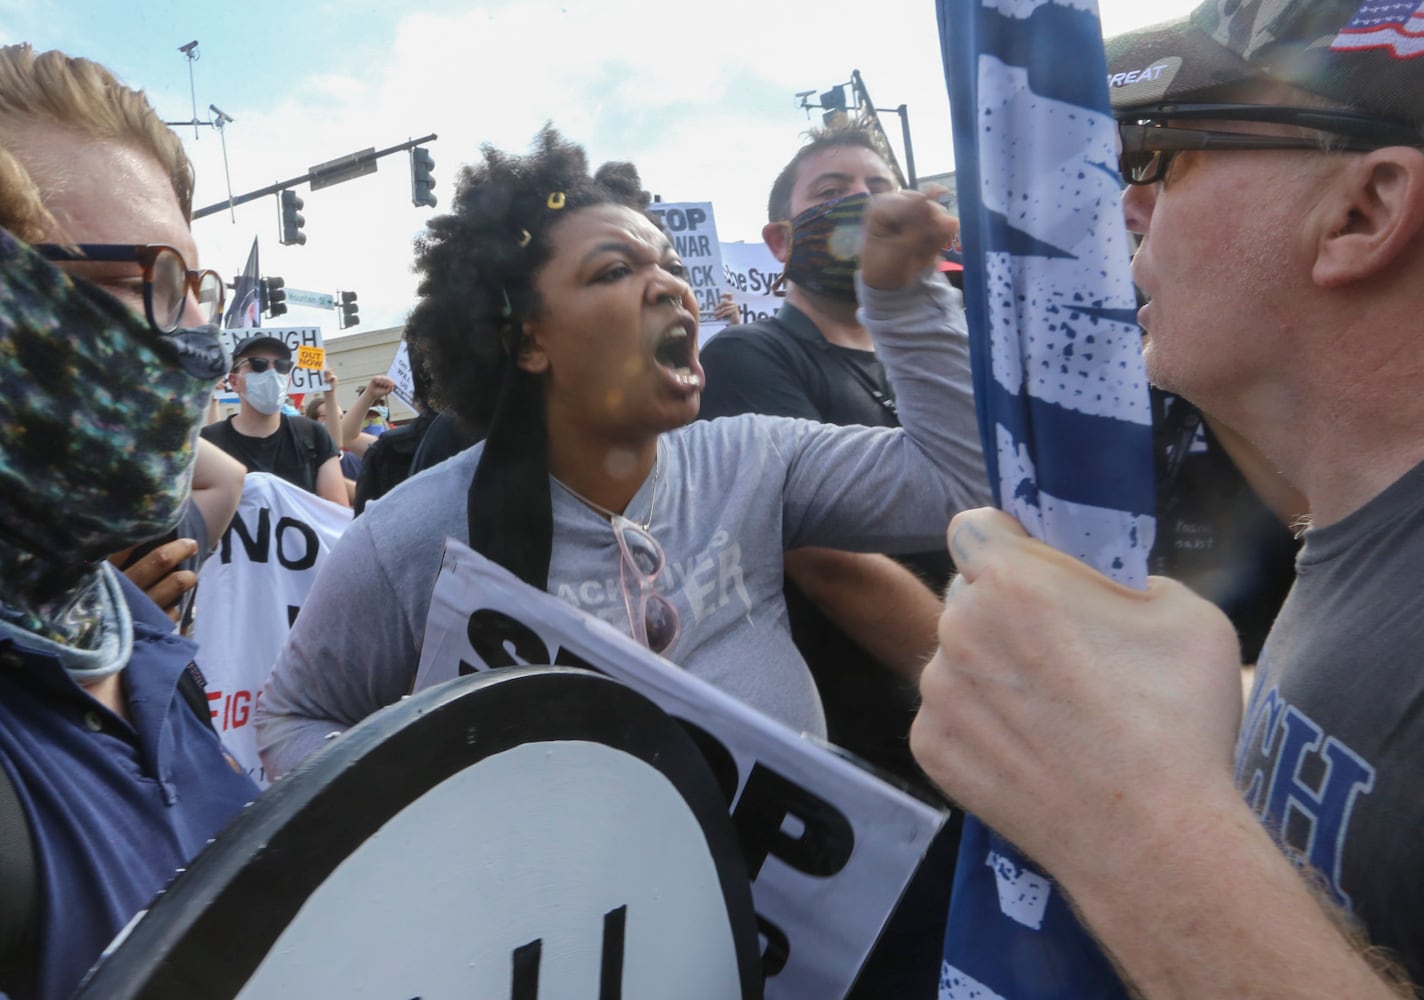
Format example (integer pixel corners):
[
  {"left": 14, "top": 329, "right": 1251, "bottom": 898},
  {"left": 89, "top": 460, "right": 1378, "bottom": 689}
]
[
  {"left": 415, "top": 538, "right": 947, "bottom": 1000},
  {"left": 79, "top": 670, "right": 763, "bottom": 1000},
  {"left": 193, "top": 473, "right": 351, "bottom": 786},
  {"left": 384, "top": 339, "right": 417, "bottom": 411},
  {"left": 295, "top": 345, "right": 324, "bottom": 370},
  {"left": 220, "top": 326, "right": 331, "bottom": 393},
  {"left": 646, "top": 201, "right": 729, "bottom": 342},
  {"left": 720, "top": 242, "right": 784, "bottom": 328}
]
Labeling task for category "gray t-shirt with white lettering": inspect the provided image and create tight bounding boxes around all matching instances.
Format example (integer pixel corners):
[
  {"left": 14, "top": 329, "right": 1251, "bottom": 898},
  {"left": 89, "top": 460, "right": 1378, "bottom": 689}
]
[
  {"left": 1235, "top": 457, "right": 1424, "bottom": 983},
  {"left": 256, "top": 272, "right": 989, "bottom": 778}
]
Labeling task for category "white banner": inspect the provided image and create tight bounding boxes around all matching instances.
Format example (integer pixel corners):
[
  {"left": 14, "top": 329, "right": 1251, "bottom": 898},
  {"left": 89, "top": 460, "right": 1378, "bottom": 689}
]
[
  {"left": 221, "top": 326, "right": 331, "bottom": 394},
  {"left": 193, "top": 473, "right": 351, "bottom": 786},
  {"left": 415, "top": 538, "right": 947, "bottom": 1000},
  {"left": 720, "top": 241, "right": 784, "bottom": 328}
]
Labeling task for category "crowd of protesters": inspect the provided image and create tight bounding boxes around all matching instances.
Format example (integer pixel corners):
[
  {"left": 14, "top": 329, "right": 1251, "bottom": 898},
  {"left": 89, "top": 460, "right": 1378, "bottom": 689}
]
[{"left": 4, "top": 0, "right": 1424, "bottom": 994}]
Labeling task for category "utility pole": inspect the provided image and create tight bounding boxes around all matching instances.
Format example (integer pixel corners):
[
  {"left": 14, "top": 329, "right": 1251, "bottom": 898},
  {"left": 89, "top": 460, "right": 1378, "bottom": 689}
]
[
  {"left": 850, "top": 70, "right": 917, "bottom": 189},
  {"left": 211, "top": 105, "right": 237, "bottom": 221},
  {"left": 176, "top": 41, "right": 201, "bottom": 140},
  {"left": 163, "top": 41, "right": 242, "bottom": 213},
  {"left": 796, "top": 69, "right": 916, "bottom": 189}
]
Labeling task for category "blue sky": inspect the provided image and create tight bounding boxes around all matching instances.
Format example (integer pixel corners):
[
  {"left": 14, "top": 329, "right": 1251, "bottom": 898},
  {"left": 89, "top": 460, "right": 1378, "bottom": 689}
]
[{"left": 3, "top": 0, "right": 1196, "bottom": 333}]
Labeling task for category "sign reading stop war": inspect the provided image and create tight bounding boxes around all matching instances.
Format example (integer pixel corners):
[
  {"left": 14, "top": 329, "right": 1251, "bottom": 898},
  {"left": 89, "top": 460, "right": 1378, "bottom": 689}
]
[
  {"left": 646, "top": 202, "right": 728, "bottom": 342},
  {"left": 415, "top": 538, "right": 947, "bottom": 1000},
  {"left": 221, "top": 326, "right": 330, "bottom": 393}
]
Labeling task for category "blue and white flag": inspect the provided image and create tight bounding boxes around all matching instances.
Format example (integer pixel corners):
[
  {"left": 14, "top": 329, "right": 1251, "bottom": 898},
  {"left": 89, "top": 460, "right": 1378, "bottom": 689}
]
[{"left": 936, "top": 1, "right": 1155, "bottom": 996}]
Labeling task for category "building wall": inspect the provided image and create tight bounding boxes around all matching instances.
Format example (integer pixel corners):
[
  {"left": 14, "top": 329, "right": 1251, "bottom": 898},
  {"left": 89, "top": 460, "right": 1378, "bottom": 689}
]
[{"left": 322, "top": 324, "right": 413, "bottom": 421}]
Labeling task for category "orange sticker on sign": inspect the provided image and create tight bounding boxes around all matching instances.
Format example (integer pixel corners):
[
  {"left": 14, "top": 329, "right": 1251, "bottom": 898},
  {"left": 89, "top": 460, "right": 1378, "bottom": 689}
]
[{"left": 297, "top": 346, "right": 325, "bottom": 370}]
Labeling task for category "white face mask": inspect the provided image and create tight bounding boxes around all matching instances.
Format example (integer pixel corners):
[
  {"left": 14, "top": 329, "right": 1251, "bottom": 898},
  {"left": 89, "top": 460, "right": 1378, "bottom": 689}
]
[{"left": 243, "top": 368, "right": 290, "bottom": 415}]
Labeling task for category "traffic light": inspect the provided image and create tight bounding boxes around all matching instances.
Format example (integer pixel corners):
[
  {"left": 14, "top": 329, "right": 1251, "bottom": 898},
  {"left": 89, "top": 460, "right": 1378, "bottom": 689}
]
[
  {"left": 280, "top": 189, "right": 306, "bottom": 246},
  {"left": 259, "top": 276, "right": 287, "bottom": 318},
  {"left": 410, "top": 147, "right": 436, "bottom": 208},
  {"left": 338, "top": 290, "right": 359, "bottom": 329}
]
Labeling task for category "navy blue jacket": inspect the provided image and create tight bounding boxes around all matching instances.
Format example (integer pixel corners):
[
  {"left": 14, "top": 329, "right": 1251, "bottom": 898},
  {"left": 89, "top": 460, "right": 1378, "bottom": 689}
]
[{"left": 0, "top": 574, "right": 257, "bottom": 999}]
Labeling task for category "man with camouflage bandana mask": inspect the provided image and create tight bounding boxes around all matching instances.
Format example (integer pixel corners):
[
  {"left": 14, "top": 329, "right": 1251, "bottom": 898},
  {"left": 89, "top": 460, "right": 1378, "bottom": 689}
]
[
  {"left": 698, "top": 124, "right": 980, "bottom": 1000},
  {"left": 699, "top": 124, "right": 972, "bottom": 786},
  {"left": 0, "top": 43, "right": 257, "bottom": 999}
]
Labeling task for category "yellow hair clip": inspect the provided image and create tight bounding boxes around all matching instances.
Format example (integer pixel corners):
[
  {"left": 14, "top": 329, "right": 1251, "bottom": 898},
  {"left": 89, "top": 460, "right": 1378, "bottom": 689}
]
[{"left": 546, "top": 192, "right": 566, "bottom": 210}]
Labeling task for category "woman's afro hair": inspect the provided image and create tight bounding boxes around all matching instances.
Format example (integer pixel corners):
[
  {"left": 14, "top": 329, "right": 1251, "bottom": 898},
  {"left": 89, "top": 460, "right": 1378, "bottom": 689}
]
[{"left": 404, "top": 125, "right": 650, "bottom": 426}]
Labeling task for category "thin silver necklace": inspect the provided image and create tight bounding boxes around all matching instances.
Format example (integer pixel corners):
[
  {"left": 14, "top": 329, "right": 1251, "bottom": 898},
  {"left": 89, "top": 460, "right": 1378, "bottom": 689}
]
[{"left": 550, "top": 444, "right": 660, "bottom": 531}]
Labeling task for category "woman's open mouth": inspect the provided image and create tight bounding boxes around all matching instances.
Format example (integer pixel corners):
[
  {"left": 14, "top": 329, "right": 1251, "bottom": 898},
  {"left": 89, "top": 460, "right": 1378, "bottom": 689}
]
[{"left": 653, "top": 324, "right": 703, "bottom": 389}]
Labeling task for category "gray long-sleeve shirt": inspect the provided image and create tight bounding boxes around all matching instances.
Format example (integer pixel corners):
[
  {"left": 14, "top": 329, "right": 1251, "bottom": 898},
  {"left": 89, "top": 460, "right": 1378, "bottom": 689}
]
[{"left": 256, "top": 272, "right": 990, "bottom": 778}]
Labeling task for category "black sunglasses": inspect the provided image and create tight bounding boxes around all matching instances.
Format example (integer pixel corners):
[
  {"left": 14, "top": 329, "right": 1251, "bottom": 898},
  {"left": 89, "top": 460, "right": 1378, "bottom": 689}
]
[
  {"left": 235, "top": 356, "right": 295, "bottom": 375},
  {"left": 33, "top": 242, "right": 225, "bottom": 332},
  {"left": 1116, "top": 103, "right": 1422, "bottom": 186}
]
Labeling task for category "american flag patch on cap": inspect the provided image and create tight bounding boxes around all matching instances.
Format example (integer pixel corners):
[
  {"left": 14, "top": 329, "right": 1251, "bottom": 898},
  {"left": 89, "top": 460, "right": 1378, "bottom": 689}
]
[{"left": 1331, "top": 0, "right": 1424, "bottom": 58}]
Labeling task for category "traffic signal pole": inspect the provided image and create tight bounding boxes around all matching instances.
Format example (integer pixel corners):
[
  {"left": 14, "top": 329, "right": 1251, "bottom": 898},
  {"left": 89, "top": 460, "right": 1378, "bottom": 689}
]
[
  {"left": 410, "top": 147, "right": 437, "bottom": 208},
  {"left": 192, "top": 133, "right": 437, "bottom": 221},
  {"left": 280, "top": 190, "right": 306, "bottom": 245},
  {"left": 796, "top": 72, "right": 915, "bottom": 189}
]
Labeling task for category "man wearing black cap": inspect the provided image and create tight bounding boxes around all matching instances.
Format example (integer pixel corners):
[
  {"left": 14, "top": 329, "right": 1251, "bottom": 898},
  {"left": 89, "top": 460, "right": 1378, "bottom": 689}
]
[
  {"left": 912, "top": 1, "right": 1424, "bottom": 995},
  {"left": 202, "top": 334, "right": 348, "bottom": 506}
]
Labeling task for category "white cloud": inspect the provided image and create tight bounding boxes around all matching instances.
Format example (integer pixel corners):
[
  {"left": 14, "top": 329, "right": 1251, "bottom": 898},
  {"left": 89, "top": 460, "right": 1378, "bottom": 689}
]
[
  {"left": 305, "top": 74, "right": 371, "bottom": 103},
  {"left": 178, "top": 0, "right": 1196, "bottom": 337}
]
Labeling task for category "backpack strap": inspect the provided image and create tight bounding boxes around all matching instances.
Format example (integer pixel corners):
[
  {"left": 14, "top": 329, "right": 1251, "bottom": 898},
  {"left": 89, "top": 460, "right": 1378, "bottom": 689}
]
[
  {"left": 178, "top": 660, "right": 218, "bottom": 734},
  {"left": 290, "top": 415, "right": 323, "bottom": 473}
]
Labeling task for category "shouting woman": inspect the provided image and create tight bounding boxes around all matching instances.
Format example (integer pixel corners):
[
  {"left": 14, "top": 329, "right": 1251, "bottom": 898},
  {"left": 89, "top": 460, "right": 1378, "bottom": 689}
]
[{"left": 256, "top": 127, "right": 988, "bottom": 778}]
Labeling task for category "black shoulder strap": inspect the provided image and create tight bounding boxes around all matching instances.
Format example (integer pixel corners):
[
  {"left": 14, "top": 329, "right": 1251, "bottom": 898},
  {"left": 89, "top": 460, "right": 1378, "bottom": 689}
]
[
  {"left": 830, "top": 351, "right": 899, "bottom": 422},
  {"left": 0, "top": 759, "right": 38, "bottom": 995},
  {"left": 290, "top": 415, "right": 322, "bottom": 467},
  {"left": 1155, "top": 393, "right": 1204, "bottom": 496},
  {"left": 178, "top": 661, "right": 218, "bottom": 734}
]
